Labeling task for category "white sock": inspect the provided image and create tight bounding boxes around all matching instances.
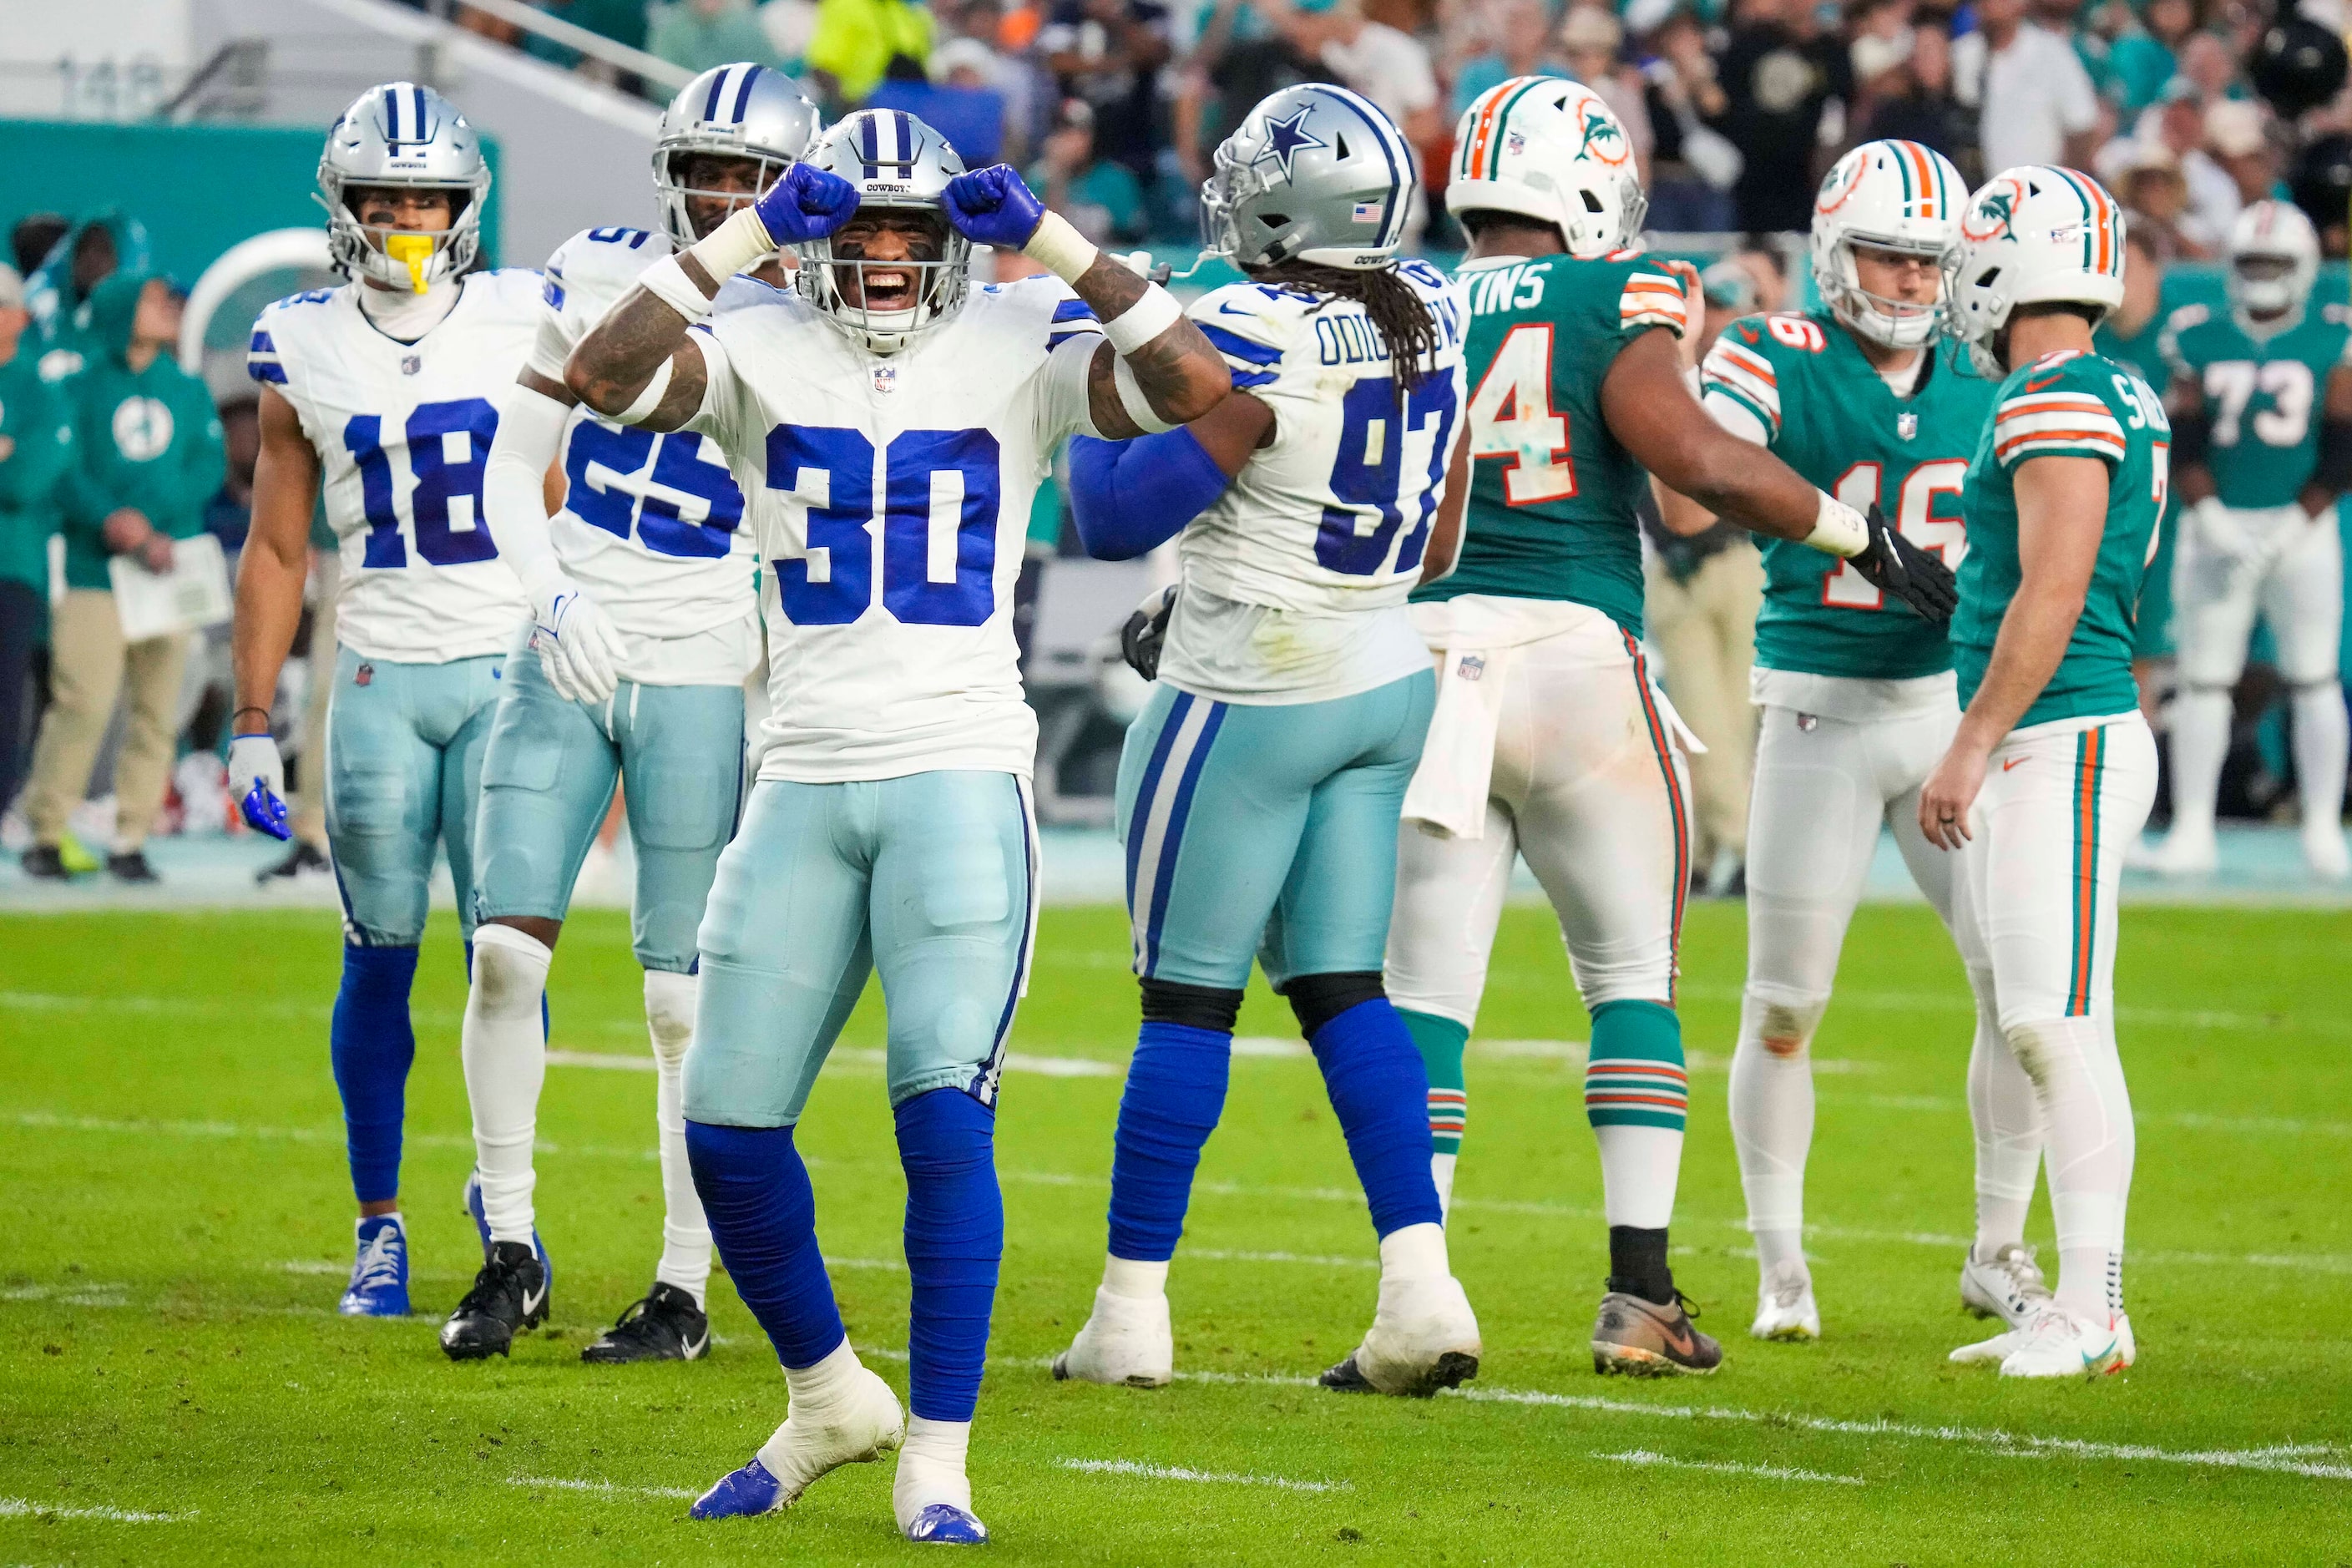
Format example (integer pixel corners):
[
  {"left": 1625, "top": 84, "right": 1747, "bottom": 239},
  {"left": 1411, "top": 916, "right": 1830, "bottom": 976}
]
[
  {"left": 1101, "top": 1255, "right": 1168, "bottom": 1301},
  {"left": 1430, "top": 1151, "right": 1457, "bottom": 1222},
  {"left": 2167, "top": 686, "right": 2232, "bottom": 840},
  {"left": 2006, "top": 1016, "right": 2132, "bottom": 1321},
  {"left": 2292, "top": 681, "right": 2349, "bottom": 837},
  {"left": 1728, "top": 988, "right": 1822, "bottom": 1262},
  {"left": 1965, "top": 969, "right": 2041, "bottom": 1257},
  {"left": 893, "top": 1415, "right": 973, "bottom": 1530},
  {"left": 461, "top": 924, "right": 551, "bottom": 1245},
  {"left": 644, "top": 969, "right": 711, "bottom": 1304},
  {"left": 1377, "top": 1220, "right": 1450, "bottom": 1285},
  {"left": 1594, "top": 1125, "right": 1682, "bottom": 1229}
]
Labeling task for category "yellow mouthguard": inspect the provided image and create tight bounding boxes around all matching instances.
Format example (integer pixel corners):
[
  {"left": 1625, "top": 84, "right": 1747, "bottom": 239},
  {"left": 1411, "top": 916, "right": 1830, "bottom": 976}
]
[{"left": 385, "top": 233, "right": 433, "bottom": 294}]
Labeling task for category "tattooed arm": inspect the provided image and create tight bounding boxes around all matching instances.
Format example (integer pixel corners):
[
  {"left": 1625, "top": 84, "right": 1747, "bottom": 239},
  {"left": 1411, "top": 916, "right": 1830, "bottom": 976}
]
[
  {"left": 1064, "top": 253, "right": 1233, "bottom": 439},
  {"left": 563, "top": 255, "right": 712, "bottom": 433}
]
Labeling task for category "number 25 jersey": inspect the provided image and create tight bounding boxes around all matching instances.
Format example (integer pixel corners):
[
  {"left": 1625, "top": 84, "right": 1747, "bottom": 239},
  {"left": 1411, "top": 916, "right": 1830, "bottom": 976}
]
[
  {"left": 249, "top": 271, "right": 538, "bottom": 663},
  {"left": 685, "top": 276, "right": 1108, "bottom": 783}
]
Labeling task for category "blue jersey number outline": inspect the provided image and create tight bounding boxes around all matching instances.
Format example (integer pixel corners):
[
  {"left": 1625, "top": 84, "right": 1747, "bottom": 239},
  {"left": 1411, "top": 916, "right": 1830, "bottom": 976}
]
[{"left": 765, "top": 424, "right": 1003, "bottom": 626}]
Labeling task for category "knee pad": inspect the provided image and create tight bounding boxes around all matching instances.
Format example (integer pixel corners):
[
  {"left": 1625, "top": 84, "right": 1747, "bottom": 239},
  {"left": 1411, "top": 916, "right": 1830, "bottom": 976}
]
[
  {"left": 471, "top": 923, "right": 551, "bottom": 1019},
  {"left": 644, "top": 968, "right": 696, "bottom": 1065},
  {"left": 1740, "top": 986, "right": 1828, "bottom": 1060},
  {"left": 1139, "top": 977, "right": 1243, "bottom": 1034},
  {"left": 1283, "top": 971, "right": 1385, "bottom": 1039}
]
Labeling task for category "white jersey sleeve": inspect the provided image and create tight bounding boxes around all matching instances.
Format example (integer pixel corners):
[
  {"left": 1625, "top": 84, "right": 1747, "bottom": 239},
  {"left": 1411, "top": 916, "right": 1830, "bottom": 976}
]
[
  {"left": 533, "top": 225, "right": 760, "bottom": 685},
  {"left": 1172, "top": 260, "right": 1469, "bottom": 615},
  {"left": 249, "top": 271, "right": 539, "bottom": 664}
]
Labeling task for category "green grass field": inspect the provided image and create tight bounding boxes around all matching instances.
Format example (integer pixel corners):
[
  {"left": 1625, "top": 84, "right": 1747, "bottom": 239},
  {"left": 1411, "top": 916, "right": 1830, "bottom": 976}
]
[{"left": 3, "top": 901, "right": 2349, "bottom": 1565}]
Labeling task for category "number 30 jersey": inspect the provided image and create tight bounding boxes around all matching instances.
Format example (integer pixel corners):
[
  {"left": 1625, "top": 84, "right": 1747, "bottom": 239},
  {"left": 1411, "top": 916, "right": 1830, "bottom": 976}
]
[
  {"left": 685, "top": 276, "right": 1108, "bottom": 782},
  {"left": 1700, "top": 311, "right": 1996, "bottom": 682},
  {"left": 249, "top": 272, "right": 538, "bottom": 663},
  {"left": 2157, "top": 301, "right": 2352, "bottom": 511},
  {"left": 529, "top": 225, "right": 761, "bottom": 685},
  {"left": 1414, "top": 251, "right": 1687, "bottom": 636}
]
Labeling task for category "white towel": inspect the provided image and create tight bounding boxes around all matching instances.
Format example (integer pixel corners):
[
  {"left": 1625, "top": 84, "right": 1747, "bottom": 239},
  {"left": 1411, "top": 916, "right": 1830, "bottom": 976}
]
[{"left": 1401, "top": 646, "right": 1515, "bottom": 840}]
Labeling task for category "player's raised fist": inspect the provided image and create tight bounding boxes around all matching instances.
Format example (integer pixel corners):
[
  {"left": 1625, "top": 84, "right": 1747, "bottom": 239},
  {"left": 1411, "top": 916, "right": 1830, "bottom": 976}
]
[
  {"left": 943, "top": 165, "right": 1047, "bottom": 250},
  {"left": 750, "top": 160, "right": 858, "bottom": 248}
]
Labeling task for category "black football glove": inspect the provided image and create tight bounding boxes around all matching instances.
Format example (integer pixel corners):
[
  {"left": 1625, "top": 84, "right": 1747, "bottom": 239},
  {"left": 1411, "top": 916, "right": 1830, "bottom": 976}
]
[
  {"left": 1848, "top": 503, "right": 1959, "bottom": 626},
  {"left": 1120, "top": 584, "right": 1178, "bottom": 682}
]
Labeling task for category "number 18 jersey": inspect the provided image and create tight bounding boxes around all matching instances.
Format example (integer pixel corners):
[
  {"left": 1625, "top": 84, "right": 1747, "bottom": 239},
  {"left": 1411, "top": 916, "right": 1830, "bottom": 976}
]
[
  {"left": 249, "top": 272, "right": 539, "bottom": 663},
  {"left": 1414, "top": 250, "right": 1690, "bottom": 636},
  {"left": 1700, "top": 311, "right": 1996, "bottom": 680}
]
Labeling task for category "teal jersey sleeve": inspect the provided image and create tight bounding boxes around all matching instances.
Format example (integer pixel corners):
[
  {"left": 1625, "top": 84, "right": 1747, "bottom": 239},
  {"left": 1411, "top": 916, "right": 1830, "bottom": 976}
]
[
  {"left": 1955, "top": 350, "right": 2168, "bottom": 729},
  {"left": 2161, "top": 302, "right": 2351, "bottom": 509},
  {"left": 1419, "top": 251, "right": 1687, "bottom": 635}
]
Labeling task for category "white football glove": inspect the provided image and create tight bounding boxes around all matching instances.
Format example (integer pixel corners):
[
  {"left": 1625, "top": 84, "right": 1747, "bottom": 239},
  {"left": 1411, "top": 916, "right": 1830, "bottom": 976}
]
[
  {"left": 533, "top": 586, "right": 636, "bottom": 705},
  {"left": 226, "top": 731, "right": 291, "bottom": 841}
]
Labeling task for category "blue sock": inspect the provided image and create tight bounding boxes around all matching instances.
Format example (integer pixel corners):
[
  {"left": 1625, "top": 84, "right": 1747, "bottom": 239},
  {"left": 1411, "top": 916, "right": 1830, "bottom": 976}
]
[
  {"left": 1308, "top": 998, "right": 1441, "bottom": 1238},
  {"left": 1107, "top": 1021, "right": 1232, "bottom": 1262},
  {"left": 684, "top": 1120, "right": 845, "bottom": 1368},
  {"left": 895, "top": 1089, "right": 1002, "bottom": 1424},
  {"left": 331, "top": 943, "right": 420, "bottom": 1206}
]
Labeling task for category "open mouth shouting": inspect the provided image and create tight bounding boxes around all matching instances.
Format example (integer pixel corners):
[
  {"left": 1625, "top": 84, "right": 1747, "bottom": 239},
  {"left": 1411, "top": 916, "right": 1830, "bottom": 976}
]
[{"left": 829, "top": 208, "right": 949, "bottom": 316}]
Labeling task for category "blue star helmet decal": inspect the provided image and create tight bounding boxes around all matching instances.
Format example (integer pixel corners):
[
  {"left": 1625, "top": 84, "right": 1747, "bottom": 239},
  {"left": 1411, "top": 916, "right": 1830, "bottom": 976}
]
[{"left": 1252, "top": 105, "right": 1328, "bottom": 183}]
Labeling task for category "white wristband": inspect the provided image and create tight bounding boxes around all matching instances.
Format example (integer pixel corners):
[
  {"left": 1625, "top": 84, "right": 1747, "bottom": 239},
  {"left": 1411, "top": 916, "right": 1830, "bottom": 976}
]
[
  {"left": 1114, "top": 356, "right": 1177, "bottom": 434},
  {"left": 1802, "top": 490, "right": 1870, "bottom": 558},
  {"left": 1104, "top": 285, "right": 1183, "bottom": 355},
  {"left": 687, "top": 205, "right": 781, "bottom": 283},
  {"left": 638, "top": 254, "right": 716, "bottom": 324},
  {"left": 615, "top": 355, "right": 675, "bottom": 426},
  {"left": 1024, "top": 210, "right": 1101, "bottom": 286}
]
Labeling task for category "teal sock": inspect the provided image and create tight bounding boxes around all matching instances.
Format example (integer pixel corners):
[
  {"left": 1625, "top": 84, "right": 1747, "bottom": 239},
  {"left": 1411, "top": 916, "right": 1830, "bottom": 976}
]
[
  {"left": 1586, "top": 999, "right": 1686, "bottom": 1230},
  {"left": 1399, "top": 1008, "right": 1467, "bottom": 1156}
]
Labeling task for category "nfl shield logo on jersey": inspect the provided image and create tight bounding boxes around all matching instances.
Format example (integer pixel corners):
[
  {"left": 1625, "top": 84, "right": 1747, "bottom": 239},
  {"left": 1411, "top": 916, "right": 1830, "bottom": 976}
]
[
  {"left": 1457, "top": 654, "right": 1486, "bottom": 680},
  {"left": 1898, "top": 412, "right": 1918, "bottom": 441},
  {"left": 402, "top": 353, "right": 422, "bottom": 376},
  {"left": 874, "top": 364, "right": 898, "bottom": 394}
]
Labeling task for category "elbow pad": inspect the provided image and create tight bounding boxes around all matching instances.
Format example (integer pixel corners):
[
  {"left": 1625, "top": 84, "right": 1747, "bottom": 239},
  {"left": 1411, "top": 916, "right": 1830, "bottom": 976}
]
[
  {"left": 2314, "top": 416, "right": 2352, "bottom": 494},
  {"left": 1067, "top": 427, "right": 1232, "bottom": 561},
  {"left": 2170, "top": 401, "right": 2211, "bottom": 470}
]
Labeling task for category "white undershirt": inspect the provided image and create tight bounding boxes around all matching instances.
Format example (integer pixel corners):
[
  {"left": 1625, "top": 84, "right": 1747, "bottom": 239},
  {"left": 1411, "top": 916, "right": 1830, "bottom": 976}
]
[
  {"left": 1876, "top": 347, "right": 1927, "bottom": 397},
  {"left": 358, "top": 277, "right": 462, "bottom": 342}
]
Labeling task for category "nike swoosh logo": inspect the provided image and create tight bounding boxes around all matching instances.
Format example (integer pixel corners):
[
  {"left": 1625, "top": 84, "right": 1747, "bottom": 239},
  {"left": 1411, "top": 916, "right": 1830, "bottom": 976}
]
[
  {"left": 525, "top": 1281, "right": 549, "bottom": 1314},
  {"left": 1217, "top": 300, "right": 1256, "bottom": 317},
  {"left": 2004, "top": 756, "right": 2026, "bottom": 771},
  {"left": 2024, "top": 374, "right": 2063, "bottom": 393}
]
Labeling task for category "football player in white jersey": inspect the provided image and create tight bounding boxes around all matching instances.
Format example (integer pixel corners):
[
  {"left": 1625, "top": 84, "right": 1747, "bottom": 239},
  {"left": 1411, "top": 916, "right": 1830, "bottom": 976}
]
[
  {"left": 226, "top": 83, "right": 540, "bottom": 1319},
  {"left": 564, "top": 108, "right": 1230, "bottom": 1541},
  {"left": 440, "top": 63, "right": 819, "bottom": 1366},
  {"left": 1046, "top": 83, "right": 1484, "bottom": 1400}
]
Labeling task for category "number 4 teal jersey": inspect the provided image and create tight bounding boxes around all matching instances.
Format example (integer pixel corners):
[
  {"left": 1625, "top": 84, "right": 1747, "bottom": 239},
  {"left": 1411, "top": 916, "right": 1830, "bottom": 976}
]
[
  {"left": 2157, "top": 301, "right": 2352, "bottom": 509},
  {"left": 1413, "top": 250, "right": 1692, "bottom": 635},
  {"left": 1701, "top": 311, "right": 1998, "bottom": 680},
  {"left": 1954, "top": 349, "right": 2170, "bottom": 729}
]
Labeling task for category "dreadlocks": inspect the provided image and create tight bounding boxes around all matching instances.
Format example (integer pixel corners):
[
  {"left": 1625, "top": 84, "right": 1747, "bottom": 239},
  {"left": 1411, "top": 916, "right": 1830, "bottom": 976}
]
[{"left": 1247, "top": 258, "right": 1440, "bottom": 396}]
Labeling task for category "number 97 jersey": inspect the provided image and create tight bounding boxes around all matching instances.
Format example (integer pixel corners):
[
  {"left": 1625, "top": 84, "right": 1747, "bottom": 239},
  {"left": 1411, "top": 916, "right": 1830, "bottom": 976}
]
[
  {"left": 249, "top": 272, "right": 539, "bottom": 661},
  {"left": 1177, "top": 260, "right": 1466, "bottom": 611}
]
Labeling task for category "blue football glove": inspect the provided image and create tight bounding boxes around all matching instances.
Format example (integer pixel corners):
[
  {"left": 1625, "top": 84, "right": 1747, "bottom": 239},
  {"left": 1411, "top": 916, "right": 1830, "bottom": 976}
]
[
  {"left": 750, "top": 161, "right": 859, "bottom": 248},
  {"left": 942, "top": 165, "right": 1048, "bottom": 250},
  {"left": 228, "top": 731, "right": 292, "bottom": 842}
]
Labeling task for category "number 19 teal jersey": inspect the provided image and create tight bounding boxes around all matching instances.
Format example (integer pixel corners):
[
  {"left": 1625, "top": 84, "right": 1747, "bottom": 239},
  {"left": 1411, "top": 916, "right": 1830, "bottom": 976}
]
[
  {"left": 1954, "top": 348, "right": 2169, "bottom": 730},
  {"left": 1413, "top": 251, "right": 1692, "bottom": 635},
  {"left": 2157, "top": 301, "right": 2352, "bottom": 510},
  {"left": 1700, "top": 311, "right": 1998, "bottom": 680}
]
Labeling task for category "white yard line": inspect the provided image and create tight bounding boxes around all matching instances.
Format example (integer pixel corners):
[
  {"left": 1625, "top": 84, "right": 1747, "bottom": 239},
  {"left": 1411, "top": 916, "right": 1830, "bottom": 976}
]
[
  {"left": 1596, "top": 1448, "right": 1865, "bottom": 1485},
  {"left": 1057, "top": 1458, "right": 1348, "bottom": 1493},
  {"left": 0, "top": 1497, "right": 190, "bottom": 1521},
  {"left": 1187, "top": 1249, "right": 1377, "bottom": 1268},
  {"left": 504, "top": 1476, "right": 698, "bottom": 1500}
]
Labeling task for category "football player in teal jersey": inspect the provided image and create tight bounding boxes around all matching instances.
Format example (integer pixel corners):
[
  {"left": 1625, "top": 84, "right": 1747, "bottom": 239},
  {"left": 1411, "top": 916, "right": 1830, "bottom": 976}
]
[
  {"left": 2144, "top": 200, "right": 2352, "bottom": 878},
  {"left": 1374, "top": 78, "right": 1955, "bottom": 1378},
  {"left": 1677, "top": 141, "right": 2023, "bottom": 1347},
  {"left": 2095, "top": 225, "right": 2180, "bottom": 689},
  {"left": 1925, "top": 166, "right": 2164, "bottom": 1378}
]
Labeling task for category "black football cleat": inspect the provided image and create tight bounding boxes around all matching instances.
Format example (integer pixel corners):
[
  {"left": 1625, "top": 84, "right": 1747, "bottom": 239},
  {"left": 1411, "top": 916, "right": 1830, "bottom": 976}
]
[
  {"left": 581, "top": 1282, "right": 710, "bottom": 1364},
  {"left": 107, "top": 850, "right": 159, "bottom": 883},
  {"left": 21, "top": 845, "right": 70, "bottom": 880},
  {"left": 440, "top": 1241, "right": 549, "bottom": 1361}
]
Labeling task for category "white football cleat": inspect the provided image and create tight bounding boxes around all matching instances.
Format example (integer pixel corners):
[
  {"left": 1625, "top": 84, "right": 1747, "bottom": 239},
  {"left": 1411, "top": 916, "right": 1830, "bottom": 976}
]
[
  {"left": 1051, "top": 1287, "right": 1173, "bottom": 1388},
  {"left": 1998, "top": 1306, "right": 2132, "bottom": 1378},
  {"left": 1751, "top": 1261, "right": 1820, "bottom": 1342},
  {"left": 2303, "top": 824, "right": 2349, "bottom": 880},
  {"left": 1959, "top": 1242, "right": 2053, "bottom": 1329},
  {"left": 2147, "top": 824, "right": 2218, "bottom": 877},
  {"left": 1948, "top": 1328, "right": 2022, "bottom": 1364}
]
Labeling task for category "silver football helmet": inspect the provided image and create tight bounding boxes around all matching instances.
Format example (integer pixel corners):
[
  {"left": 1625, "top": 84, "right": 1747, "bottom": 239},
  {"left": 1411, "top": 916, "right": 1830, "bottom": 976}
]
[
  {"left": 793, "top": 109, "right": 971, "bottom": 355},
  {"left": 1201, "top": 83, "right": 1415, "bottom": 271},
  {"left": 317, "top": 82, "right": 490, "bottom": 293},
  {"left": 653, "top": 63, "right": 822, "bottom": 246}
]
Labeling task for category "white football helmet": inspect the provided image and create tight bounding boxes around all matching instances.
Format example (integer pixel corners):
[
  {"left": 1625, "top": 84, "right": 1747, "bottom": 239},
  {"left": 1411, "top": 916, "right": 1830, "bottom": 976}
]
[
  {"left": 1945, "top": 165, "right": 2128, "bottom": 377},
  {"left": 653, "top": 63, "right": 822, "bottom": 247},
  {"left": 1445, "top": 76, "right": 1645, "bottom": 258},
  {"left": 2224, "top": 198, "right": 2320, "bottom": 334},
  {"left": 1810, "top": 139, "right": 1965, "bottom": 351},
  {"left": 792, "top": 109, "right": 970, "bottom": 355},
  {"left": 317, "top": 83, "right": 490, "bottom": 294}
]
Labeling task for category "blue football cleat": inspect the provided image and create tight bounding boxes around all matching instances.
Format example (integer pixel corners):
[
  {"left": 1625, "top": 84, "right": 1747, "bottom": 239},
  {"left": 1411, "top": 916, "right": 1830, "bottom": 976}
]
[
  {"left": 904, "top": 1504, "right": 989, "bottom": 1545},
  {"left": 338, "top": 1214, "right": 410, "bottom": 1317},
  {"left": 463, "top": 1169, "right": 553, "bottom": 1295},
  {"left": 690, "top": 1456, "right": 784, "bottom": 1520}
]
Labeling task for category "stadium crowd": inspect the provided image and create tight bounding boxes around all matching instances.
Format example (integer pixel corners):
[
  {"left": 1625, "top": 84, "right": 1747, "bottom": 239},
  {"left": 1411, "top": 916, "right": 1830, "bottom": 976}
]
[{"left": 3, "top": 0, "right": 2351, "bottom": 883}]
